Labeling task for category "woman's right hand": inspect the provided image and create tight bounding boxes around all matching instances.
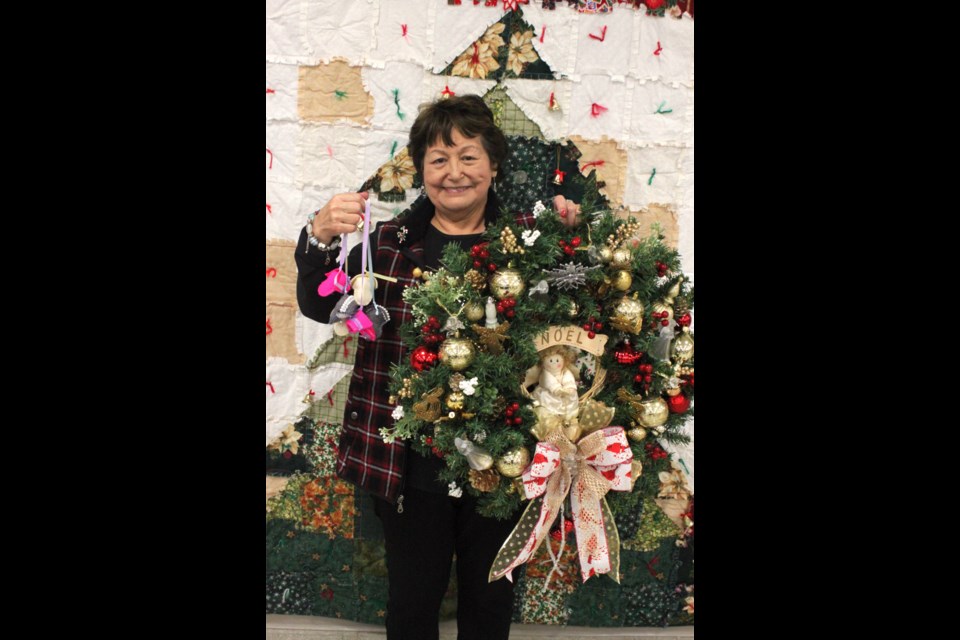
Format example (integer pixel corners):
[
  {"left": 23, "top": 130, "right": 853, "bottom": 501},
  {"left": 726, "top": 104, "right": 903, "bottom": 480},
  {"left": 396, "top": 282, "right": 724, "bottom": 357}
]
[{"left": 311, "top": 191, "right": 369, "bottom": 245}]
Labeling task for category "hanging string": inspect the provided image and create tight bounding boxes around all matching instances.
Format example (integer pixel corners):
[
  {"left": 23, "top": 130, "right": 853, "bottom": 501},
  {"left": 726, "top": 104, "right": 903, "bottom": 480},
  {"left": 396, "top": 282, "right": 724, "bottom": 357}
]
[
  {"left": 342, "top": 336, "right": 353, "bottom": 358},
  {"left": 589, "top": 26, "right": 607, "bottom": 42},
  {"left": 654, "top": 41, "right": 663, "bottom": 56},
  {"left": 327, "top": 389, "right": 335, "bottom": 406},
  {"left": 648, "top": 168, "right": 656, "bottom": 185},
  {"left": 581, "top": 160, "right": 605, "bottom": 171},
  {"left": 540, "top": 25, "right": 546, "bottom": 43},
  {"left": 390, "top": 140, "right": 398, "bottom": 158},
  {"left": 266, "top": 148, "right": 273, "bottom": 169},
  {"left": 266, "top": 381, "right": 275, "bottom": 394}
]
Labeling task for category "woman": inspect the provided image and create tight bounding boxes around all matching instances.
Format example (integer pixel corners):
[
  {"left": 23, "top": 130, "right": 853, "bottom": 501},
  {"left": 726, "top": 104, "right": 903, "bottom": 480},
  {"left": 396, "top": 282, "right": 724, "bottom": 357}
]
[{"left": 295, "top": 95, "right": 579, "bottom": 640}]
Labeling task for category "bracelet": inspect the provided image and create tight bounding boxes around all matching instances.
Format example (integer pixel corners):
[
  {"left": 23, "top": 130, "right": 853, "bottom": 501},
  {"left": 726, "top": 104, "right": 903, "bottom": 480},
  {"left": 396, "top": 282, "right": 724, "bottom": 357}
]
[{"left": 305, "top": 211, "right": 342, "bottom": 251}]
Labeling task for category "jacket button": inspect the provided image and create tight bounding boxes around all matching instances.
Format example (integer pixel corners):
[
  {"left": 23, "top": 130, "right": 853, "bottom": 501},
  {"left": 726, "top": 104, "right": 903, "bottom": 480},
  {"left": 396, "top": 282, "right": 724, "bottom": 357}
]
[{"left": 350, "top": 411, "right": 359, "bottom": 420}]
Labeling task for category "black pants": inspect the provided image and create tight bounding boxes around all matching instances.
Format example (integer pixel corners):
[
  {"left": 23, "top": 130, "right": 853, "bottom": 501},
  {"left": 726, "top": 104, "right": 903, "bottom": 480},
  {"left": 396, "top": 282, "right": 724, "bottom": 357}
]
[{"left": 372, "top": 486, "right": 522, "bottom": 640}]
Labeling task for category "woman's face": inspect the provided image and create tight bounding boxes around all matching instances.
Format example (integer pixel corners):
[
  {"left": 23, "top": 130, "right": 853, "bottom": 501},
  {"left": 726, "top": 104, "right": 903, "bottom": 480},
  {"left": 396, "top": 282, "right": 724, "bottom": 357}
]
[{"left": 423, "top": 128, "right": 496, "bottom": 222}]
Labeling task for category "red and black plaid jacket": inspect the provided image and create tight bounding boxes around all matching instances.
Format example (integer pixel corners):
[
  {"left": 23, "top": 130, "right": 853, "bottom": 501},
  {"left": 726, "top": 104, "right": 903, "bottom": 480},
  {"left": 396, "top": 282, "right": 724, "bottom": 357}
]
[{"left": 295, "top": 192, "right": 536, "bottom": 504}]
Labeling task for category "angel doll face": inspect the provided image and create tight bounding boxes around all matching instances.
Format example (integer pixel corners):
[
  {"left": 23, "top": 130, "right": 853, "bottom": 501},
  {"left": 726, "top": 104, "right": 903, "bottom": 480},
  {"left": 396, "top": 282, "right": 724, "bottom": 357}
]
[{"left": 543, "top": 351, "right": 565, "bottom": 374}]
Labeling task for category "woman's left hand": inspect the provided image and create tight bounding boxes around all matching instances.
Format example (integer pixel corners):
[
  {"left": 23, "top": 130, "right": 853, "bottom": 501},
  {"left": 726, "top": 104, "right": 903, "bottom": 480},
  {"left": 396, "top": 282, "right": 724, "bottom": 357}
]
[{"left": 553, "top": 195, "right": 581, "bottom": 228}]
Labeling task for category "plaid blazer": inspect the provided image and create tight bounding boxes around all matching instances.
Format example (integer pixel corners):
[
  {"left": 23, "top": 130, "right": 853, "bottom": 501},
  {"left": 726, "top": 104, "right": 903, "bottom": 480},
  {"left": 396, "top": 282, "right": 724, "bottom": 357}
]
[{"left": 296, "top": 191, "right": 536, "bottom": 503}]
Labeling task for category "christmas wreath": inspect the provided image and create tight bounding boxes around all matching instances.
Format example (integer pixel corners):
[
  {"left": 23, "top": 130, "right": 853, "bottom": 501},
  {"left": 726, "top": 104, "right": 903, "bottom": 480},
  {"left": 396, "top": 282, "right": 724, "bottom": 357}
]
[{"left": 383, "top": 189, "right": 694, "bottom": 583}]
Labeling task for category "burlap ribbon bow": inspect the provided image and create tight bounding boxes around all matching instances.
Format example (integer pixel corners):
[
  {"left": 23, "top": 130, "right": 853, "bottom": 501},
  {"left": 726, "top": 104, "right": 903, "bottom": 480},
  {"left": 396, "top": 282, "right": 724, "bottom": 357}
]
[{"left": 488, "top": 426, "right": 633, "bottom": 584}]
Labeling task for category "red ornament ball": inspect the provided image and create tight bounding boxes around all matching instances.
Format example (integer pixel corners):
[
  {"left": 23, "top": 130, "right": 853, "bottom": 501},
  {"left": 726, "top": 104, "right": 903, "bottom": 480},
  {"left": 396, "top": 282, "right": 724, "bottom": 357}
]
[{"left": 668, "top": 393, "right": 691, "bottom": 413}]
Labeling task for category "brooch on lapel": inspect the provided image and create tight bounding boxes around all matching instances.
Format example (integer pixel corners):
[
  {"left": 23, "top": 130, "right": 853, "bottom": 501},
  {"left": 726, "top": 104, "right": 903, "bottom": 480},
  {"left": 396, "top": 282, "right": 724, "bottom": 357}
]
[{"left": 397, "top": 225, "right": 409, "bottom": 245}]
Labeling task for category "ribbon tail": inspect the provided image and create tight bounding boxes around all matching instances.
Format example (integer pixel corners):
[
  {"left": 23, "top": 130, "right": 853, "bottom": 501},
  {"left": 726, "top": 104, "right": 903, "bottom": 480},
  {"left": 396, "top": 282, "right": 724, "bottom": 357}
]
[
  {"left": 570, "top": 470, "right": 619, "bottom": 583},
  {"left": 600, "top": 496, "right": 620, "bottom": 584},
  {"left": 488, "top": 495, "right": 549, "bottom": 583}
]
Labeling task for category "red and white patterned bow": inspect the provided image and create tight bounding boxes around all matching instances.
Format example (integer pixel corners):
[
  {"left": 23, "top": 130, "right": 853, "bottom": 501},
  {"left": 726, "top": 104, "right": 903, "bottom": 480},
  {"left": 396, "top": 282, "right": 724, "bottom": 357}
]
[{"left": 489, "top": 426, "right": 633, "bottom": 584}]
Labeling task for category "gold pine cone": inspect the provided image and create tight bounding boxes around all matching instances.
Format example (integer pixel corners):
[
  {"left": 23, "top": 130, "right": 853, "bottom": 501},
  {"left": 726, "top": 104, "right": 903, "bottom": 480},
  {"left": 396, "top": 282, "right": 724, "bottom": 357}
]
[{"left": 469, "top": 468, "right": 501, "bottom": 492}]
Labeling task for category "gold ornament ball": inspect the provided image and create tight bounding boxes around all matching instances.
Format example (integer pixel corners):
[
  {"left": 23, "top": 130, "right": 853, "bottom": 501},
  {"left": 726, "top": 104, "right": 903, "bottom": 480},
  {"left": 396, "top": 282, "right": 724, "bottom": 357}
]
[
  {"left": 489, "top": 268, "right": 525, "bottom": 300},
  {"left": 465, "top": 302, "right": 485, "bottom": 322},
  {"left": 610, "top": 296, "right": 645, "bottom": 334},
  {"left": 627, "top": 426, "right": 648, "bottom": 442},
  {"left": 612, "top": 270, "right": 633, "bottom": 291},
  {"left": 439, "top": 337, "right": 476, "bottom": 371},
  {"left": 671, "top": 332, "right": 695, "bottom": 363},
  {"left": 635, "top": 397, "right": 670, "bottom": 428},
  {"left": 446, "top": 391, "right": 465, "bottom": 410},
  {"left": 652, "top": 301, "right": 674, "bottom": 323},
  {"left": 666, "top": 387, "right": 682, "bottom": 397},
  {"left": 611, "top": 248, "right": 632, "bottom": 268},
  {"left": 598, "top": 246, "right": 614, "bottom": 263},
  {"left": 567, "top": 300, "right": 580, "bottom": 318},
  {"left": 496, "top": 447, "right": 531, "bottom": 478},
  {"left": 412, "top": 267, "right": 423, "bottom": 279}
]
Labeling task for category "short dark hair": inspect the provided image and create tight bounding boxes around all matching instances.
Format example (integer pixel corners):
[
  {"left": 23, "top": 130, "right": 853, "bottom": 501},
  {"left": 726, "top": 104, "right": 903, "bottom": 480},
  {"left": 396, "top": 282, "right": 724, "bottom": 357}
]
[{"left": 407, "top": 95, "right": 508, "bottom": 177}]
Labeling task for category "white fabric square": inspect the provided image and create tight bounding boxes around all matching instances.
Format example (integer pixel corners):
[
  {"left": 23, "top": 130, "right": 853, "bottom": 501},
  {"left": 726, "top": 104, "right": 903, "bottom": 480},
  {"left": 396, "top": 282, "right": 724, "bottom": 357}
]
[
  {"left": 677, "top": 145, "right": 694, "bottom": 274},
  {"left": 431, "top": 2, "right": 503, "bottom": 72},
  {"left": 514, "top": 1, "right": 578, "bottom": 78},
  {"left": 266, "top": 180, "right": 307, "bottom": 242},
  {"left": 633, "top": 12, "right": 694, "bottom": 85},
  {"left": 362, "top": 62, "right": 427, "bottom": 133},
  {"left": 565, "top": 75, "right": 628, "bottom": 141},
  {"left": 266, "top": 358, "right": 309, "bottom": 446},
  {"left": 267, "top": 0, "right": 308, "bottom": 63},
  {"left": 297, "top": 315, "right": 336, "bottom": 364},
  {"left": 573, "top": 10, "right": 635, "bottom": 80},
  {"left": 266, "top": 62, "right": 300, "bottom": 122},
  {"left": 626, "top": 80, "right": 693, "bottom": 145},
  {"left": 359, "top": 129, "right": 410, "bottom": 190},
  {"left": 299, "top": 124, "right": 367, "bottom": 191},
  {"left": 623, "top": 145, "right": 684, "bottom": 208},
  {"left": 371, "top": 0, "right": 434, "bottom": 66},
  {"left": 421, "top": 75, "right": 497, "bottom": 104},
  {"left": 502, "top": 77, "right": 570, "bottom": 142},
  {"left": 304, "top": 0, "right": 375, "bottom": 64},
  {"left": 266, "top": 120, "right": 300, "bottom": 185}
]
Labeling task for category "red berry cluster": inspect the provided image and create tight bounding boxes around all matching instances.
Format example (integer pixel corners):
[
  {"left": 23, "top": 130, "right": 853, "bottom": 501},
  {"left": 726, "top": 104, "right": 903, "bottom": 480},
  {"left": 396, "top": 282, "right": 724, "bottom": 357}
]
[
  {"left": 420, "top": 315, "right": 443, "bottom": 345},
  {"left": 676, "top": 312, "right": 692, "bottom": 328},
  {"left": 656, "top": 261, "right": 668, "bottom": 277},
  {"left": 558, "top": 236, "right": 582, "bottom": 256},
  {"left": 470, "top": 242, "right": 497, "bottom": 272},
  {"left": 652, "top": 310, "right": 671, "bottom": 327},
  {"left": 504, "top": 401, "right": 522, "bottom": 426},
  {"left": 432, "top": 445, "right": 444, "bottom": 458},
  {"left": 644, "top": 442, "right": 668, "bottom": 460},
  {"left": 681, "top": 371, "right": 694, "bottom": 389},
  {"left": 581, "top": 316, "right": 603, "bottom": 339},
  {"left": 633, "top": 362, "right": 654, "bottom": 389},
  {"left": 496, "top": 296, "right": 517, "bottom": 319}
]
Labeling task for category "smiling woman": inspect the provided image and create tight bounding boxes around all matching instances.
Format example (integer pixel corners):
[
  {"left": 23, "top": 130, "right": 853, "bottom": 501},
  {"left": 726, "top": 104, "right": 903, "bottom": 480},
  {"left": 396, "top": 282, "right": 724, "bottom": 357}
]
[{"left": 294, "top": 94, "right": 581, "bottom": 640}]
